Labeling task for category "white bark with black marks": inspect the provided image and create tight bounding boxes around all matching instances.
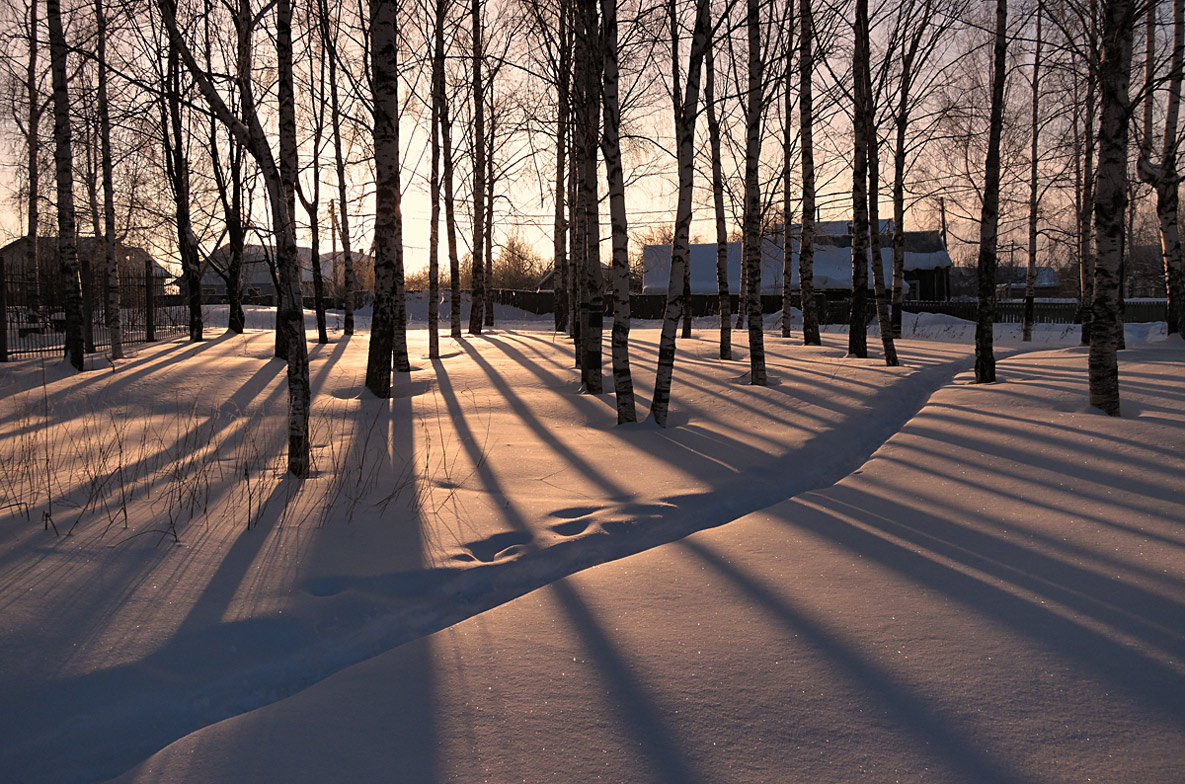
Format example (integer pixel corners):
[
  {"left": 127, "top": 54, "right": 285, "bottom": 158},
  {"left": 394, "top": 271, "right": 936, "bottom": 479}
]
[
  {"left": 553, "top": 0, "right": 570, "bottom": 334},
  {"left": 321, "top": 0, "right": 356, "bottom": 336},
  {"left": 650, "top": 0, "right": 714, "bottom": 427},
  {"left": 366, "top": 0, "right": 407, "bottom": 395},
  {"left": 25, "top": 0, "right": 42, "bottom": 315},
  {"left": 705, "top": 35, "right": 731, "bottom": 360},
  {"left": 47, "top": 0, "right": 83, "bottom": 370},
  {"left": 849, "top": 0, "right": 870, "bottom": 359},
  {"left": 799, "top": 0, "right": 820, "bottom": 345},
  {"left": 1138, "top": 0, "right": 1185, "bottom": 336},
  {"left": 601, "top": 0, "right": 636, "bottom": 422},
  {"left": 1024, "top": 2, "right": 1043, "bottom": 342},
  {"left": 743, "top": 0, "right": 767, "bottom": 384},
  {"left": 1090, "top": 0, "right": 1137, "bottom": 415},
  {"left": 158, "top": 0, "right": 311, "bottom": 476},
  {"left": 781, "top": 4, "right": 794, "bottom": 340},
  {"left": 469, "top": 0, "right": 486, "bottom": 336},
  {"left": 96, "top": 0, "right": 122, "bottom": 359},
  {"left": 975, "top": 0, "right": 1008, "bottom": 384}
]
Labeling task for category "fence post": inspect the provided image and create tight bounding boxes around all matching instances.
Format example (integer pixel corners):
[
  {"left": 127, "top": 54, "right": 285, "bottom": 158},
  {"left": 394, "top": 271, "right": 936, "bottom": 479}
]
[
  {"left": 0, "top": 252, "right": 7, "bottom": 362},
  {"left": 144, "top": 257, "right": 155, "bottom": 342}
]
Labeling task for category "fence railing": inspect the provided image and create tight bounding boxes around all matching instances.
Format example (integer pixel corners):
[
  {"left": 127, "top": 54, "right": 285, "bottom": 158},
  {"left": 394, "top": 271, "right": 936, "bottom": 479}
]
[
  {"left": 495, "top": 290, "right": 1170, "bottom": 326},
  {"left": 491, "top": 290, "right": 1169, "bottom": 326},
  {"left": 1, "top": 268, "right": 189, "bottom": 361},
  {"left": 900, "top": 299, "right": 1167, "bottom": 324}
]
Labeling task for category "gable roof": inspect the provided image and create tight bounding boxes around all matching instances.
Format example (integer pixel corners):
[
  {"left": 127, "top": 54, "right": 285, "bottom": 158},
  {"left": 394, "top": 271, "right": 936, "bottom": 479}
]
[{"left": 642, "top": 230, "right": 952, "bottom": 295}]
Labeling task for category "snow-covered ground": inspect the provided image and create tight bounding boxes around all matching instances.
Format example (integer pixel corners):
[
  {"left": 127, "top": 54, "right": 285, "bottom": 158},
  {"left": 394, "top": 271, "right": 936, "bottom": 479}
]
[{"left": 1, "top": 304, "right": 1182, "bottom": 783}]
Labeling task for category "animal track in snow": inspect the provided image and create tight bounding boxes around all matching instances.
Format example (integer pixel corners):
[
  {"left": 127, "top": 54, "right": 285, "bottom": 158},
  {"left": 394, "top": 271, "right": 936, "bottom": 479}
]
[{"left": 457, "top": 530, "right": 534, "bottom": 563}]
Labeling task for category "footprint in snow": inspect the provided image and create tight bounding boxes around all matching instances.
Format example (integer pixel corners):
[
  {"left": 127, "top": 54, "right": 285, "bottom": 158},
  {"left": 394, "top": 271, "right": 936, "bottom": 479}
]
[{"left": 455, "top": 530, "right": 534, "bottom": 563}]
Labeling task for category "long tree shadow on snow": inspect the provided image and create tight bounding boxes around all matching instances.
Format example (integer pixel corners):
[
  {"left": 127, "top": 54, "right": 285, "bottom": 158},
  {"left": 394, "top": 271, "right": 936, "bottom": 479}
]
[{"left": 0, "top": 336, "right": 443, "bottom": 784}]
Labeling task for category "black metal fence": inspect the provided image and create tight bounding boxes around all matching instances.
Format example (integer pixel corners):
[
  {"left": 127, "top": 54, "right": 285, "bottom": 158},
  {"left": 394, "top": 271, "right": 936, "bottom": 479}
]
[
  {"left": 1, "top": 266, "right": 189, "bottom": 361},
  {"left": 491, "top": 290, "right": 1170, "bottom": 326},
  {"left": 900, "top": 299, "right": 1168, "bottom": 324}
]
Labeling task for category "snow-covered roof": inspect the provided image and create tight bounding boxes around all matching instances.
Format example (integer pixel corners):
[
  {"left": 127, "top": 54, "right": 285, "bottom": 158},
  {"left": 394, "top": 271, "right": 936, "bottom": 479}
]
[
  {"left": 641, "top": 231, "right": 951, "bottom": 295},
  {"left": 201, "top": 244, "right": 335, "bottom": 287}
]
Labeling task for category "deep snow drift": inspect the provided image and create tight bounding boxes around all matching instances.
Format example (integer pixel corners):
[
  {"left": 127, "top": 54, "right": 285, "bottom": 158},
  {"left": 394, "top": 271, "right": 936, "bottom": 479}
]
[{"left": 0, "top": 306, "right": 1182, "bottom": 783}]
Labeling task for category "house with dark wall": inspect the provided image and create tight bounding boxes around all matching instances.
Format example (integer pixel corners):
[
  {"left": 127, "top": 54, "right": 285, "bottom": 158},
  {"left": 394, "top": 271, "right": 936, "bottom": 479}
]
[
  {"left": 200, "top": 244, "right": 340, "bottom": 299},
  {"left": 0, "top": 236, "right": 170, "bottom": 305},
  {"left": 641, "top": 221, "right": 953, "bottom": 300}
]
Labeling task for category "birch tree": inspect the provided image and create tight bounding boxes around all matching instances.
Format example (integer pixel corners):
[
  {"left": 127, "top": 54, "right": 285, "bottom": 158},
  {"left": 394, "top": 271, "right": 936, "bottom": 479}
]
[
  {"left": 577, "top": 0, "right": 603, "bottom": 392},
  {"left": 428, "top": 0, "right": 447, "bottom": 358},
  {"left": 781, "top": 3, "right": 794, "bottom": 340},
  {"left": 1023, "top": 1, "right": 1043, "bottom": 342},
  {"left": 849, "top": 0, "right": 871, "bottom": 359},
  {"left": 24, "top": 0, "right": 44, "bottom": 316},
  {"left": 1089, "top": 0, "right": 1137, "bottom": 413},
  {"left": 650, "top": 0, "right": 715, "bottom": 426},
  {"left": 320, "top": 0, "right": 357, "bottom": 335},
  {"left": 161, "top": 39, "right": 203, "bottom": 344},
  {"left": 600, "top": 0, "right": 636, "bottom": 420},
  {"left": 468, "top": 0, "right": 487, "bottom": 335},
  {"left": 887, "top": 0, "right": 953, "bottom": 337},
  {"left": 365, "top": 0, "right": 409, "bottom": 395},
  {"left": 705, "top": 32, "right": 732, "bottom": 359},
  {"left": 296, "top": 0, "right": 330, "bottom": 345},
  {"left": 47, "top": 0, "right": 83, "bottom": 370},
  {"left": 1137, "top": 0, "right": 1184, "bottom": 336},
  {"left": 158, "top": 0, "right": 311, "bottom": 476},
  {"left": 742, "top": 0, "right": 767, "bottom": 384},
  {"left": 555, "top": 0, "right": 571, "bottom": 334},
  {"left": 863, "top": 37, "right": 898, "bottom": 367},
  {"left": 975, "top": 0, "right": 1008, "bottom": 383},
  {"left": 442, "top": 55, "right": 463, "bottom": 338},
  {"left": 798, "top": 0, "right": 820, "bottom": 345},
  {"left": 95, "top": 0, "right": 122, "bottom": 359}
]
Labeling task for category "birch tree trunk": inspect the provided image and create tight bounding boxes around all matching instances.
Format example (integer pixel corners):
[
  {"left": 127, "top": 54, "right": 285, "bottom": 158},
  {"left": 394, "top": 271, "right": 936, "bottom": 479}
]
[
  {"left": 975, "top": 0, "right": 1008, "bottom": 384},
  {"left": 575, "top": 0, "right": 603, "bottom": 392},
  {"left": 484, "top": 109, "right": 495, "bottom": 328},
  {"left": 569, "top": 109, "right": 583, "bottom": 362},
  {"left": 206, "top": 13, "right": 247, "bottom": 339},
  {"left": 429, "top": 0, "right": 445, "bottom": 359},
  {"left": 651, "top": 0, "right": 712, "bottom": 426},
  {"left": 371, "top": 6, "right": 408, "bottom": 375},
  {"left": 553, "top": 0, "right": 570, "bottom": 334},
  {"left": 890, "top": 18, "right": 919, "bottom": 338},
  {"left": 849, "top": 0, "right": 871, "bottom": 359},
  {"left": 1138, "top": 0, "right": 1185, "bottom": 336},
  {"left": 441, "top": 80, "right": 463, "bottom": 338},
  {"left": 865, "top": 78, "right": 898, "bottom": 366},
  {"left": 705, "top": 35, "right": 732, "bottom": 359},
  {"left": 1023, "top": 3, "right": 1042, "bottom": 342},
  {"left": 601, "top": 0, "right": 636, "bottom": 422},
  {"left": 160, "top": 0, "right": 310, "bottom": 475},
  {"left": 1090, "top": 0, "right": 1136, "bottom": 414},
  {"left": 322, "top": 0, "right": 355, "bottom": 336},
  {"left": 95, "top": 0, "right": 121, "bottom": 359},
  {"left": 782, "top": 6, "right": 794, "bottom": 340},
  {"left": 47, "top": 0, "right": 83, "bottom": 370},
  {"left": 743, "top": 0, "right": 767, "bottom": 384},
  {"left": 164, "top": 44, "right": 203, "bottom": 345},
  {"left": 799, "top": 0, "right": 821, "bottom": 345},
  {"left": 468, "top": 0, "right": 486, "bottom": 336},
  {"left": 297, "top": 2, "right": 328, "bottom": 345},
  {"left": 1079, "top": 57, "right": 1097, "bottom": 345},
  {"left": 366, "top": 0, "right": 404, "bottom": 395},
  {"left": 25, "top": 0, "right": 42, "bottom": 315},
  {"left": 275, "top": 0, "right": 298, "bottom": 361}
]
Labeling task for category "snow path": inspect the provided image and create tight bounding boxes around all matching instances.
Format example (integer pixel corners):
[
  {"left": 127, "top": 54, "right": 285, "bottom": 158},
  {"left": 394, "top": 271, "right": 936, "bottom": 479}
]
[{"left": 111, "top": 341, "right": 1185, "bottom": 784}]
